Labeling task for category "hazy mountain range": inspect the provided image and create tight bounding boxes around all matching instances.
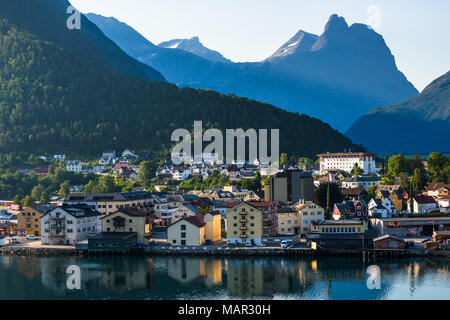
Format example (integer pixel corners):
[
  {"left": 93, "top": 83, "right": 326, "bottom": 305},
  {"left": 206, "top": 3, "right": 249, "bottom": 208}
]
[
  {"left": 87, "top": 13, "right": 418, "bottom": 132},
  {"left": 347, "top": 70, "right": 450, "bottom": 154}
]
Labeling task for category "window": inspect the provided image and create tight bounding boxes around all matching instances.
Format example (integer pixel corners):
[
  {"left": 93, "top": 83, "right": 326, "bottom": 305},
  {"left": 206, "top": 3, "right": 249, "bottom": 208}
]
[
  {"left": 129, "top": 228, "right": 133, "bottom": 232},
  {"left": 172, "top": 240, "right": 176, "bottom": 244},
  {"left": 181, "top": 225, "right": 186, "bottom": 230},
  {"left": 181, "top": 232, "right": 186, "bottom": 238},
  {"left": 129, "top": 219, "right": 132, "bottom": 223}
]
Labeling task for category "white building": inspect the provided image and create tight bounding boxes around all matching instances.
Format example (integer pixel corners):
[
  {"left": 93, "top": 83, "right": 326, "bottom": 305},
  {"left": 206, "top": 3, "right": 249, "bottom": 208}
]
[
  {"left": 53, "top": 154, "right": 66, "bottom": 161},
  {"left": 65, "top": 160, "right": 82, "bottom": 173},
  {"left": 294, "top": 201, "right": 325, "bottom": 235},
  {"left": 410, "top": 195, "right": 438, "bottom": 214},
  {"left": 41, "top": 204, "right": 102, "bottom": 245},
  {"left": 342, "top": 177, "right": 381, "bottom": 191},
  {"left": 172, "top": 169, "right": 191, "bottom": 181},
  {"left": 317, "top": 152, "right": 377, "bottom": 175}
]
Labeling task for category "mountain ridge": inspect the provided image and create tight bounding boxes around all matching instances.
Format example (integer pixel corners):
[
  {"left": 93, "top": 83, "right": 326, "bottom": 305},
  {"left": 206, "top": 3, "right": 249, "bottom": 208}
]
[
  {"left": 87, "top": 13, "right": 418, "bottom": 132},
  {"left": 346, "top": 70, "right": 450, "bottom": 154}
]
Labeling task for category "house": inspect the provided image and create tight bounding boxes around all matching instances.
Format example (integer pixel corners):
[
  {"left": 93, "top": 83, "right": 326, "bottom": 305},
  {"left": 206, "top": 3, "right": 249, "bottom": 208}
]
[
  {"left": 409, "top": 195, "right": 438, "bottom": 214},
  {"left": 63, "top": 191, "right": 153, "bottom": 215},
  {"left": 438, "top": 195, "right": 450, "bottom": 214},
  {"left": 333, "top": 200, "right": 368, "bottom": 220},
  {"left": 342, "top": 176, "right": 380, "bottom": 191},
  {"left": 88, "top": 232, "right": 137, "bottom": 253},
  {"left": 376, "top": 189, "right": 403, "bottom": 212},
  {"left": 102, "top": 150, "right": 116, "bottom": 159},
  {"left": 317, "top": 152, "right": 377, "bottom": 175},
  {"left": 373, "top": 235, "right": 405, "bottom": 249},
  {"left": 226, "top": 201, "right": 278, "bottom": 246},
  {"left": 293, "top": 201, "right": 325, "bottom": 235},
  {"left": 17, "top": 204, "right": 56, "bottom": 236},
  {"left": 41, "top": 204, "right": 102, "bottom": 245},
  {"left": 426, "top": 182, "right": 450, "bottom": 198},
  {"left": 170, "top": 204, "right": 200, "bottom": 224},
  {"left": 277, "top": 206, "right": 300, "bottom": 235},
  {"left": 53, "top": 154, "right": 66, "bottom": 161},
  {"left": 100, "top": 208, "right": 151, "bottom": 244},
  {"left": 341, "top": 187, "right": 367, "bottom": 201},
  {"left": 167, "top": 215, "right": 206, "bottom": 246},
  {"left": 122, "top": 149, "right": 138, "bottom": 160},
  {"left": 368, "top": 198, "right": 394, "bottom": 218},
  {"left": 65, "top": 160, "right": 82, "bottom": 173},
  {"left": 376, "top": 185, "right": 402, "bottom": 194},
  {"left": 307, "top": 220, "right": 366, "bottom": 250},
  {"left": 370, "top": 217, "right": 450, "bottom": 237}
]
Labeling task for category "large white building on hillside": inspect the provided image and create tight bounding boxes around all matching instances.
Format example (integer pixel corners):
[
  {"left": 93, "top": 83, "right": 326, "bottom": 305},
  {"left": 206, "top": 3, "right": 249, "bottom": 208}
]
[{"left": 317, "top": 152, "right": 377, "bottom": 175}]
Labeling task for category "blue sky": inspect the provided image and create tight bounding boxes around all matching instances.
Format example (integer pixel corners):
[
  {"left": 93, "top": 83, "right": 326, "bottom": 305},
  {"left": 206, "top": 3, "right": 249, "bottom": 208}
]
[{"left": 70, "top": 0, "right": 450, "bottom": 91}]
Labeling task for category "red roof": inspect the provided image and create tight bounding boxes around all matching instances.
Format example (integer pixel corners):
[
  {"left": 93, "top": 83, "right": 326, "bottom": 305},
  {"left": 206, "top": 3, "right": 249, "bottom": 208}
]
[
  {"left": 413, "top": 195, "right": 437, "bottom": 204},
  {"left": 426, "top": 182, "right": 450, "bottom": 191},
  {"left": 183, "top": 215, "right": 206, "bottom": 228}
]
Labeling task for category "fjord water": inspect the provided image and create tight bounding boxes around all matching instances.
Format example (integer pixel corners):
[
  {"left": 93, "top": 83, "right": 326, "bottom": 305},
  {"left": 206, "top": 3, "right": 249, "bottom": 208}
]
[{"left": 0, "top": 256, "right": 448, "bottom": 300}]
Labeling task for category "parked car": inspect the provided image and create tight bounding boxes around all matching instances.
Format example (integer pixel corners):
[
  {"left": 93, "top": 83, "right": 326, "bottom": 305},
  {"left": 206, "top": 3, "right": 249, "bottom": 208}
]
[
  {"left": 281, "top": 240, "right": 293, "bottom": 248},
  {"left": 245, "top": 242, "right": 253, "bottom": 247},
  {"left": 25, "top": 235, "right": 37, "bottom": 240},
  {"left": 11, "top": 236, "right": 20, "bottom": 243}
]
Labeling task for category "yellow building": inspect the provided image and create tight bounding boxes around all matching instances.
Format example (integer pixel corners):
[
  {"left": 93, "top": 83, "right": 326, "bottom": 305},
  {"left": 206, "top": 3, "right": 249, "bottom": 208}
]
[
  {"left": 226, "top": 201, "right": 278, "bottom": 246},
  {"left": 17, "top": 204, "right": 56, "bottom": 236},
  {"left": 377, "top": 189, "right": 403, "bottom": 212},
  {"left": 100, "top": 208, "right": 151, "bottom": 243},
  {"left": 167, "top": 212, "right": 221, "bottom": 246}
]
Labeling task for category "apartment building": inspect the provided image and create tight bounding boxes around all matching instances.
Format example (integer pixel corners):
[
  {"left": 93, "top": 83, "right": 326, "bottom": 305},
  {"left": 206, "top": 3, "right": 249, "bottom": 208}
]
[
  {"left": 63, "top": 191, "right": 153, "bottom": 215},
  {"left": 41, "top": 204, "right": 102, "bottom": 245},
  {"left": 226, "top": 201, "right": 278, "bottom": 246},
  {"left": 100, "top": 208, "right": 151, "bottom": 244},
  {"left": 264, "top": 170, "right": 314, "bottom": 203},
  {"left": 294, "top": 201, "right": 325, "bottom": 234},
  {"left": 17, "top": 204, "right": 56, "bottom": 236},
  {"left": 317, "top": 152, "right": 377, "bottom": 175}
]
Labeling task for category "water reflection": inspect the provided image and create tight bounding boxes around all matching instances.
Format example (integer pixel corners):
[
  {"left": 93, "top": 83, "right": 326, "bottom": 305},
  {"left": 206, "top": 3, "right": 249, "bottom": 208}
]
[{"left": 0, "top": 255, "right": 448, "bottom": 300}]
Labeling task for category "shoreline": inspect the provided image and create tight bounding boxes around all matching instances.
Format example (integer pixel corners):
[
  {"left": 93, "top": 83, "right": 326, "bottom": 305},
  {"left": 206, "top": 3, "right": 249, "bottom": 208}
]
[{"left": 1, "top": 245, "right": 450, "bottom": 259}]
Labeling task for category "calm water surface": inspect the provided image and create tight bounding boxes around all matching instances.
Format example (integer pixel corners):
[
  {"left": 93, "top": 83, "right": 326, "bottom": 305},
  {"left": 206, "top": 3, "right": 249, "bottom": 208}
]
[{"left": 0, "top": 255, "right": 449, "bottom": 300}]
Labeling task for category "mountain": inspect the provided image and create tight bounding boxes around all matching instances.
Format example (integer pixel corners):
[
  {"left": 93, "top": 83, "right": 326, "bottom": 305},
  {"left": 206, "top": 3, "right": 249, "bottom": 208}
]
[
  {"left": 0, "top": 2, "right": 363, "bottom": 158},
  {"left": 0, "top": 0, "right": 165, "bottom": 82},
  {"left": 266, "top": 30, "right": 319, "bottom": 61},
  {"left": 87, "top": 13, "right": 418, "bottom": 132},
  {"left": 346, "top": 70, "right": 450, "bottom": 154},
  {"left": 158, "top": 36, "right": 231, "bottom": 63},
  {"left": 86, "top": 13, "right": 247, "bottom": 88}
]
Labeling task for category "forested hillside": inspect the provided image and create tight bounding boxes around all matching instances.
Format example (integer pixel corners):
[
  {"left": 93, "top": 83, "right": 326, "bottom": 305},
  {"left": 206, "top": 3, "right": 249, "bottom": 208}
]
[{"left": 0, "top": 15, "right": 363, "bottom": 158}]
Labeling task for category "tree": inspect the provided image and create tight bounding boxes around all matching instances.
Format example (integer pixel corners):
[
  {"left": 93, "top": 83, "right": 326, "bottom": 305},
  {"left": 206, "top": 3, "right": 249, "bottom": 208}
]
[
  {"left": 13, "top": 194, "right": 22, "bottom": 205},
  {"left": 411, "top": 168, "right": 427, "bottom": 192},
  {"left": 280, "top": 153, "right": 288, "bottom": 166},
  {"left": 387, "top": 155, "right": 409, "bottom": 178},
  {"left": 199, "top": 207, "right": 211, "bottom": 216},
  {"left": 366, "top": 185, "right": 377, "bottom": 203},
  {"left": 314, "top": 183, "right": 343, "bottom": 218},
  {"left": 23, "top": 195, "right": 33, "bottom": 207},
  {"left": 427, "top": 152, "right": 447, "bottom": 181},
  {"left": 138, "top": 161, "right": 155, "bottom": 189},
  {"left": 58, "top": 180, "right": 70, "bottom": 198},
  {"left": 31, "top": 184, "right": 44, "bottom": 201},
  {"left": 408, "top": 153, "right": 425, "bottom": 174},
  {"left": 350, "top": 163, "right": 364, "bottom": 176},
  {"left": 40, "top": 191, "right": 50, "bottom": 204},
  {"left": 96, "top": 175, "right": 116, "bottom": 193},
  {"left": 398, "top": 172, "right": 410, "bottom": 190}
]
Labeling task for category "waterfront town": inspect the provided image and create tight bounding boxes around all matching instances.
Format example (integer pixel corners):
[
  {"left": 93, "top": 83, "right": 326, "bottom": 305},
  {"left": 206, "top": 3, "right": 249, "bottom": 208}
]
[{"left": 0, "top": 150, "right": 449, "bottom": 256}]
